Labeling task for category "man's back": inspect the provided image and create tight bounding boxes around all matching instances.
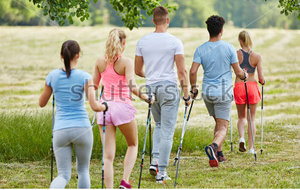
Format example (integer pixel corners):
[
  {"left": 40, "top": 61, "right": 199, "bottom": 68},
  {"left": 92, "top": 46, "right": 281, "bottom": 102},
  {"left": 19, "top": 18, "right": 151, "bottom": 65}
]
[
  {"left": 136, "top": 32, "right": 184, "bottom": 85},
  {"left": 193, "top": 40, "right": 238, "bottom": 97}
]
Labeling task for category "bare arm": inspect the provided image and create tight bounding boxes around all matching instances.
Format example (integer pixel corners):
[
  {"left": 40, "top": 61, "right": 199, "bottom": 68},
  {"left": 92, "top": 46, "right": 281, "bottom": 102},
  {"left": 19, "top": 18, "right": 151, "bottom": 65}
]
[
  {"left": 175, "top": 54, "right": 189, "bottom": 99},
  {"left": 85, "top": 79, "right": 106, "bottom": 112},
  {"left": 134, "top": 56, "right": 145, "bottom": 77},
  {"left": 39, "top": 82, "right": 52, "bottom": 107},
  {"left": 256, "top": 55, "right": 265, "bottom": 84},
  {"left": 189, "top": 62, "right": 200, "bottom": 92},
  {"left": 125, "top": 59, "right": 150, "bottom": 103},
  {"left": 93, "top": 63, "right": 101, "bottom": 90},
  {"left": 232, "top": 62, "right": 246, "bottom": 80}
]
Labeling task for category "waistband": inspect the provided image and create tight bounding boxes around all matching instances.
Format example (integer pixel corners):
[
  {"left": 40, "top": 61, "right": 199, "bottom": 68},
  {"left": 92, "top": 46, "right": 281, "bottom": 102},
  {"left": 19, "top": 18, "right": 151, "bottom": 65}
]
[{"left": 235, "top": 81, "right": 257, "bottom": 86}]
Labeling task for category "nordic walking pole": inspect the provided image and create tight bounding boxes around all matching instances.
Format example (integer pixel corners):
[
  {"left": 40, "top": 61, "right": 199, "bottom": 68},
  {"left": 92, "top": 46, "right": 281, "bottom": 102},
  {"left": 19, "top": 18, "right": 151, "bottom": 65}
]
[
  {"left": 243, "top": 70, "right": 257, "bottom": 161},
  {"left": 101, "top": 102, "right": 108, "bottom": 189},
  {"left": 260, "top": 82, "right": 264, "bottom": 154},
  {"left": 174, "top": 90, "right": 198, "bottom": 188},
  {"left": 51, "top": 95, "right": 55, "bottom": 182},
  {"left": 173, "top": 105, "right": 188, "bottom": 167},
  {"left": 138, "top": 95, "right": 152, "bottom": 189},
  {"left": 230, "top": 114, "right": 233, "bottom": 151},
  {"left": 149, "top": 114, "right": 152, "bottom": 164}
]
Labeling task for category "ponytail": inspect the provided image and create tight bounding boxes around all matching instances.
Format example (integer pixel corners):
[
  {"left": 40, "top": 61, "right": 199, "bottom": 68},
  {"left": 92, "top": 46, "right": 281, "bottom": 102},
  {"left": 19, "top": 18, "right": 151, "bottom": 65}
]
[
  {"left": 105, "top": 28, "right": 126, "bottom": 62},
  {"left": 60, "top": 40, "right": 80, "bottom": 78},
  {"left": 238, "top": 30, "right": 253, "bottom": 51},
  {"left": 63, "top": 47, "right": 71, "bottom": 78}
]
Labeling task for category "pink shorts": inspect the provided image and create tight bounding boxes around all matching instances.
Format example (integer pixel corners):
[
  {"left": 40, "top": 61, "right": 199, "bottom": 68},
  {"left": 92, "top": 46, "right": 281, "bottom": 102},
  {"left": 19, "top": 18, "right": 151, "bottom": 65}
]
[
  {"left": 97, "top": 101, "right": 136, "bottom": 126},
  {"left": 234, "top": 81, "right": 261, "bottom": 105}
]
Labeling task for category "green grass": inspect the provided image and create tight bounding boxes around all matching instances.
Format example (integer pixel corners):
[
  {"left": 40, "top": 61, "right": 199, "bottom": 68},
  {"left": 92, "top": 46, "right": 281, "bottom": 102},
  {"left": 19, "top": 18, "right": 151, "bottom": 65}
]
[
  {"left": 0, "top": 118, "right": 299, "bottom": 188},
  {"left": 0, "top": 111, "right": 212, "bottom": 162},
  {"left": 0, "top": 26, "right": 300, "bottom": 188}
]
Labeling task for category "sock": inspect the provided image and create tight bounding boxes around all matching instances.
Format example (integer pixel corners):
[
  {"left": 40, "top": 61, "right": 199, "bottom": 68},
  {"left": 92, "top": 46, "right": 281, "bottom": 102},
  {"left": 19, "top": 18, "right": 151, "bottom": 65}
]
[
  {"left": 217, "top": 151, "right": 224, "bottom": 157},
  {"left": 212, "top": 142, "right": 218, "bottom": 150}
]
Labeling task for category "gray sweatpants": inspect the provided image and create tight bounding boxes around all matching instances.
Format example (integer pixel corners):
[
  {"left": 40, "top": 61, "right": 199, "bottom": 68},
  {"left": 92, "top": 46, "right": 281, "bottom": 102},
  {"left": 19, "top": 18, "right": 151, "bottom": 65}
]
[
  {"left": 148, "top": 81, "right": 180, "bottom": 173},
  {"left": 50, "top": 127, "right": 93, "bottom": 189}
]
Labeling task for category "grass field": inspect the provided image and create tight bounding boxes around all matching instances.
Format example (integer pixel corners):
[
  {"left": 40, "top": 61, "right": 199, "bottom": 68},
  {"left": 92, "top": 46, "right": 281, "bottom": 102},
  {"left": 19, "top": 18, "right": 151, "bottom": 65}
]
[{"left": 0, "top": 26, "right": 299, "bottom": 188}]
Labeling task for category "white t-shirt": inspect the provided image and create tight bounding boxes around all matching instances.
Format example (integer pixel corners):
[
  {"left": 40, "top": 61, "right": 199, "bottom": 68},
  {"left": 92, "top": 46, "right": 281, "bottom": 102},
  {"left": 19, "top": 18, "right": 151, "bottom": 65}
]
[{"left": 136, "top": 32, "right": 184, "bottom": 85}]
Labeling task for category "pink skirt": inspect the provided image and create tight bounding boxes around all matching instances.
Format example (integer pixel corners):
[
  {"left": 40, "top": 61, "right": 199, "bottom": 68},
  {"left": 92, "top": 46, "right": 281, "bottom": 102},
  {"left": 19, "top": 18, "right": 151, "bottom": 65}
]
[{"left": 97, "top": 101, "right": 136, "bottom": 126}]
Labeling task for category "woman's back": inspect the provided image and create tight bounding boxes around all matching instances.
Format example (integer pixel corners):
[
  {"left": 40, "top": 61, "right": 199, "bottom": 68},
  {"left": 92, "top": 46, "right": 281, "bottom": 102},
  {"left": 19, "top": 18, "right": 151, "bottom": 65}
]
[
  {"left": 96, "top": 56, "right": 132, "bottom": 105},
  {"left": 46, "top": 68, "right": 92, "bottom": 131},
  {"left": 236, "top": 49, "right": 261, "bottom": 83}
]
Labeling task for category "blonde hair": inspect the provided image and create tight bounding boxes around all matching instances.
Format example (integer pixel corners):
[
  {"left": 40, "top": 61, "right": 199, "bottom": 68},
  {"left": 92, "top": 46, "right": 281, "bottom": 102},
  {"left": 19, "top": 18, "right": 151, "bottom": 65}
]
[
  {"left": 238, "top": 30, "right": 253, "bottom": 50},
  {"left": 105, "top": 28, "right": 126, "bottom": 62}
]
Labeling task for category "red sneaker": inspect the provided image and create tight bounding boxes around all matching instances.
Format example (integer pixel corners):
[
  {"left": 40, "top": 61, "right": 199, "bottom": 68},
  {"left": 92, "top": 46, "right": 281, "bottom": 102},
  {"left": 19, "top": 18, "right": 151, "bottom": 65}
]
[
  {"left": 205, "top": 144, "right": 219, "bottom": 167},
  {"left": 119, "top": 179, "right": 131, "bottom": 189}
]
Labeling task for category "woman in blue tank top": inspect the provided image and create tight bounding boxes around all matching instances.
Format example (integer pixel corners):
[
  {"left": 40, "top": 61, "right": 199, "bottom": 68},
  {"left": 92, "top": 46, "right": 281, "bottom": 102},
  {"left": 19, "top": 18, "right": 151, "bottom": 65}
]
[
  {"left": 39, "top": 40, "right": 107, "bottom": 188},
  {"left": 233, "top": 31, "right": 265, "bottom": 154}
]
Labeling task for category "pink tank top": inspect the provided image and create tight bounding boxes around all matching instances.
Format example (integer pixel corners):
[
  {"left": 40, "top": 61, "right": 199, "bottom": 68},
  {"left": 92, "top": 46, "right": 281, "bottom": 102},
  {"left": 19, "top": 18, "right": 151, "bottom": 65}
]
[{"left": 100, "top": 55, "right": 132, "bottom": 105}]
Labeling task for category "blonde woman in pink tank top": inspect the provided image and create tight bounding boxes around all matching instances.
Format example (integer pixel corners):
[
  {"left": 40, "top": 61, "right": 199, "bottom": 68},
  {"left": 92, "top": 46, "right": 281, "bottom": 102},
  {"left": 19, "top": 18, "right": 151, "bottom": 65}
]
[{"left": 93, "top": 28, "right": 154, "bottom": 189}]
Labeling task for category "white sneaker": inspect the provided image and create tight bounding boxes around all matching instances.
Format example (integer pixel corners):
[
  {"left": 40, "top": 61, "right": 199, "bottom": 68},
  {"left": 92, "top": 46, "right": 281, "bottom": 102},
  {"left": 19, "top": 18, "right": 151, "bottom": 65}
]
[
  {"left": 239, "top": 138, "right": 246, "bottom": 152},
  {"left": 249, "top": 149, "right": 256, "bottom": 154},
  {"left": 156, "top": 171, "right": 171, "bottom": 184}
]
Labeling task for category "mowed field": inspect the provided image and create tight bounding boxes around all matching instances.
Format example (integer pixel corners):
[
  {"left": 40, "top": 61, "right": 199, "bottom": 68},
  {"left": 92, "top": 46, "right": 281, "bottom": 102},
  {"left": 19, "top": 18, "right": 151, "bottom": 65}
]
[{"left": 0, "top": 26, "right": 299, "bottom": 188}]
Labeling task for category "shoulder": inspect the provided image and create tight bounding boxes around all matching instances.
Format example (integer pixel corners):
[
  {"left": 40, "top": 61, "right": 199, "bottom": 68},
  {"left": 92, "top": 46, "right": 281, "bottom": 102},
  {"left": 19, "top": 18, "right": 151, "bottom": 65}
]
[
  {"left": 47, "top": 68, "right": 60, "bottom": 77},
  {"left": 168, "top": 33, "right": 182, "bottom": 44},
  {"left": 96, "top": 56, "right": 106, "bottom": 66},
  {"left": 137, "top": 33, "right": 152, "bottom": 44},
  {"left": 120, "top": 56, "right": 133, "bottom": 67},
  {"left": 223, "top": 41, "right": 235, "bottom": 49},
  {"left": 250, "top": 51, "right": 262, "bottom": 62},
  {"left": 95, "top": 56, "right": 106, "bottom": 71},
  {"left": 75, "top": 69, "right": 90, "bottom": 75},
  {"left": 196, "top": 42, "right": 208, "bottom": 51},
  {"left": 237, "top": 49, "right": 242, "bottom": 56}
]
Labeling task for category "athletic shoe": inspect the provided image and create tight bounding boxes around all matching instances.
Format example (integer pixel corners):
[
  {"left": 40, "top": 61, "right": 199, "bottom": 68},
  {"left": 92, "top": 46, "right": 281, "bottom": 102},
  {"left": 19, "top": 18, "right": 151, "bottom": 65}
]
[
  {"left": 217, "top": 155, "right": 227, "bottom": 163},
  {"left": 205, "top": 144, "right": 219, "bottom": 167},
  {"left": 149, "top": 161, "right": 158, "bottom": 176},
  {"left": 239, "top": 138, "right": 246, "bottom": 152},
  {"left": 119, "top": 179, "right": 131, "bottom": 189},
  {"left": 156, "top": 172, "right": 171, "bottom": 184},
  {"left": 249, "top": 149, "right": 256, "bottom": 154}
]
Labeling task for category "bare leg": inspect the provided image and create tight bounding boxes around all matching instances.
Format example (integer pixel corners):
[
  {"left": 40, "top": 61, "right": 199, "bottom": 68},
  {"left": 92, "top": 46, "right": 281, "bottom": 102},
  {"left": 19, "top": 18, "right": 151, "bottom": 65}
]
[
  {"left": 247, "top": 104, "right": 257, "bottom": 150},
  {"left": 213, "top": 118, "right": 229, "bottom": 151},
  {"left": 236, "top": 104, "right": 247, "bottom": 139},
  {"left": 118, "top": 119, "right": 138, "bottom": 183},
  {"left": 99, "top": 125, "right": 116, "bottom": 189}
]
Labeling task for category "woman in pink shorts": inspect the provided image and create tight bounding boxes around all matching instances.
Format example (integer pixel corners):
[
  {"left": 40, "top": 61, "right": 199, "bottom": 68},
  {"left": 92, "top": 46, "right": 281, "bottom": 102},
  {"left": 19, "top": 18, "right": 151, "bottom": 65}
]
[
  {"left": 93, "top": 28, "right": 154, "bottom": 189},
  {"left": 234, "top": 30, "right": 265, "bottom": 154}
]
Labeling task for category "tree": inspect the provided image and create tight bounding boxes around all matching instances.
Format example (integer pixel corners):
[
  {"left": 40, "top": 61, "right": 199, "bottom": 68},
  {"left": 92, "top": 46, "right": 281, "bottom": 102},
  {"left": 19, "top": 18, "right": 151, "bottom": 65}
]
[
  {"left": 266, "top": 0, "right": 300, "bottom": 19},
  {"left": 0, "top": 0, "right": 41, "bottom": 25},
  {"left": 29, "top": 0, "right": 176, "bottom": 29}
]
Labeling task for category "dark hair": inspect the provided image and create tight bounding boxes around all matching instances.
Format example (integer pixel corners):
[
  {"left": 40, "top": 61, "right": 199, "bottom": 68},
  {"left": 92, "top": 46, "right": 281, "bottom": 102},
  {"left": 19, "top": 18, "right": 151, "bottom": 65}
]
[
  {"left": 205, "top": 15, "right": 226, "bottom": 38},
  {"left": 60, "top": 40, "right": 80, "bottom": 78},
  {"left": 153, "top": 6, "right": 169, "bottom": 25}
]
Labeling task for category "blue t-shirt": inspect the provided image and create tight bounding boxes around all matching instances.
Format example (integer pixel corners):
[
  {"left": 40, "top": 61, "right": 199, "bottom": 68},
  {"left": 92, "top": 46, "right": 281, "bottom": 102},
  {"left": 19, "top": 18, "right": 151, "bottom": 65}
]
[
  {"left": 46, "top": 69, "right": 92, "bottom": 131},
  {"left": 193, "top": 40, "right": 238, "bottom": 97}
]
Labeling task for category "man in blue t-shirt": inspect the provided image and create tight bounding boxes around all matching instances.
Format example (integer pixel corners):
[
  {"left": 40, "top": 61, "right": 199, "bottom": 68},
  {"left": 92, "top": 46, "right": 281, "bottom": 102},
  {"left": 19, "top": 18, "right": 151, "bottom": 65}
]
[{"left": 189, "top": 15, "right": 247, "bottom": 167}]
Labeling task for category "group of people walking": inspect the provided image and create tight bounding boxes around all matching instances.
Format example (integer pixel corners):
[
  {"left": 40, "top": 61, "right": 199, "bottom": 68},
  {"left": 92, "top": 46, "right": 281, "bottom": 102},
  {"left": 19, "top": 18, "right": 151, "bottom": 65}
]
[{"left": 39, "top": 6, "right": 265, "bottom": 189}]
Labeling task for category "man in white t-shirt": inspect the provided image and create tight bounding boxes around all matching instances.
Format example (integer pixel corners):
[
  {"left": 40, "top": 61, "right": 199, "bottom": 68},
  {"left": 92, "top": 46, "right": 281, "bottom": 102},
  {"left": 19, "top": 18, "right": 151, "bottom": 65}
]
[{"left": 135, "top": 6, "right": 191, "bottom": 183}]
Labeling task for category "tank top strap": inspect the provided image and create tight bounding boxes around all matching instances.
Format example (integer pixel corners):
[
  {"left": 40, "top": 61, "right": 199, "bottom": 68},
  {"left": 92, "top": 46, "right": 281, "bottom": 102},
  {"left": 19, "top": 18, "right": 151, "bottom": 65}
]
[{"left": 240, "top": 49, "right": 255, "bottom": 73}]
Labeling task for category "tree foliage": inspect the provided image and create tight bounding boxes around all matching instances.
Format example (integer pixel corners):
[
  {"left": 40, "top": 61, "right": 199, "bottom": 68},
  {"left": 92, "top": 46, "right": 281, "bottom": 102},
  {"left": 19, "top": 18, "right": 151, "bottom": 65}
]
[
  {"left": 1, "top": 0, "right": 299, "bottom": 29},
  {"left": 0, "top": 0, "right": 41, "bottom": 25},
  {"left": 266, "top": 0, "right": 300, "bottom": 19},
  {"left": 29, "top": 0, "right": 176, "bottom": 29}
]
